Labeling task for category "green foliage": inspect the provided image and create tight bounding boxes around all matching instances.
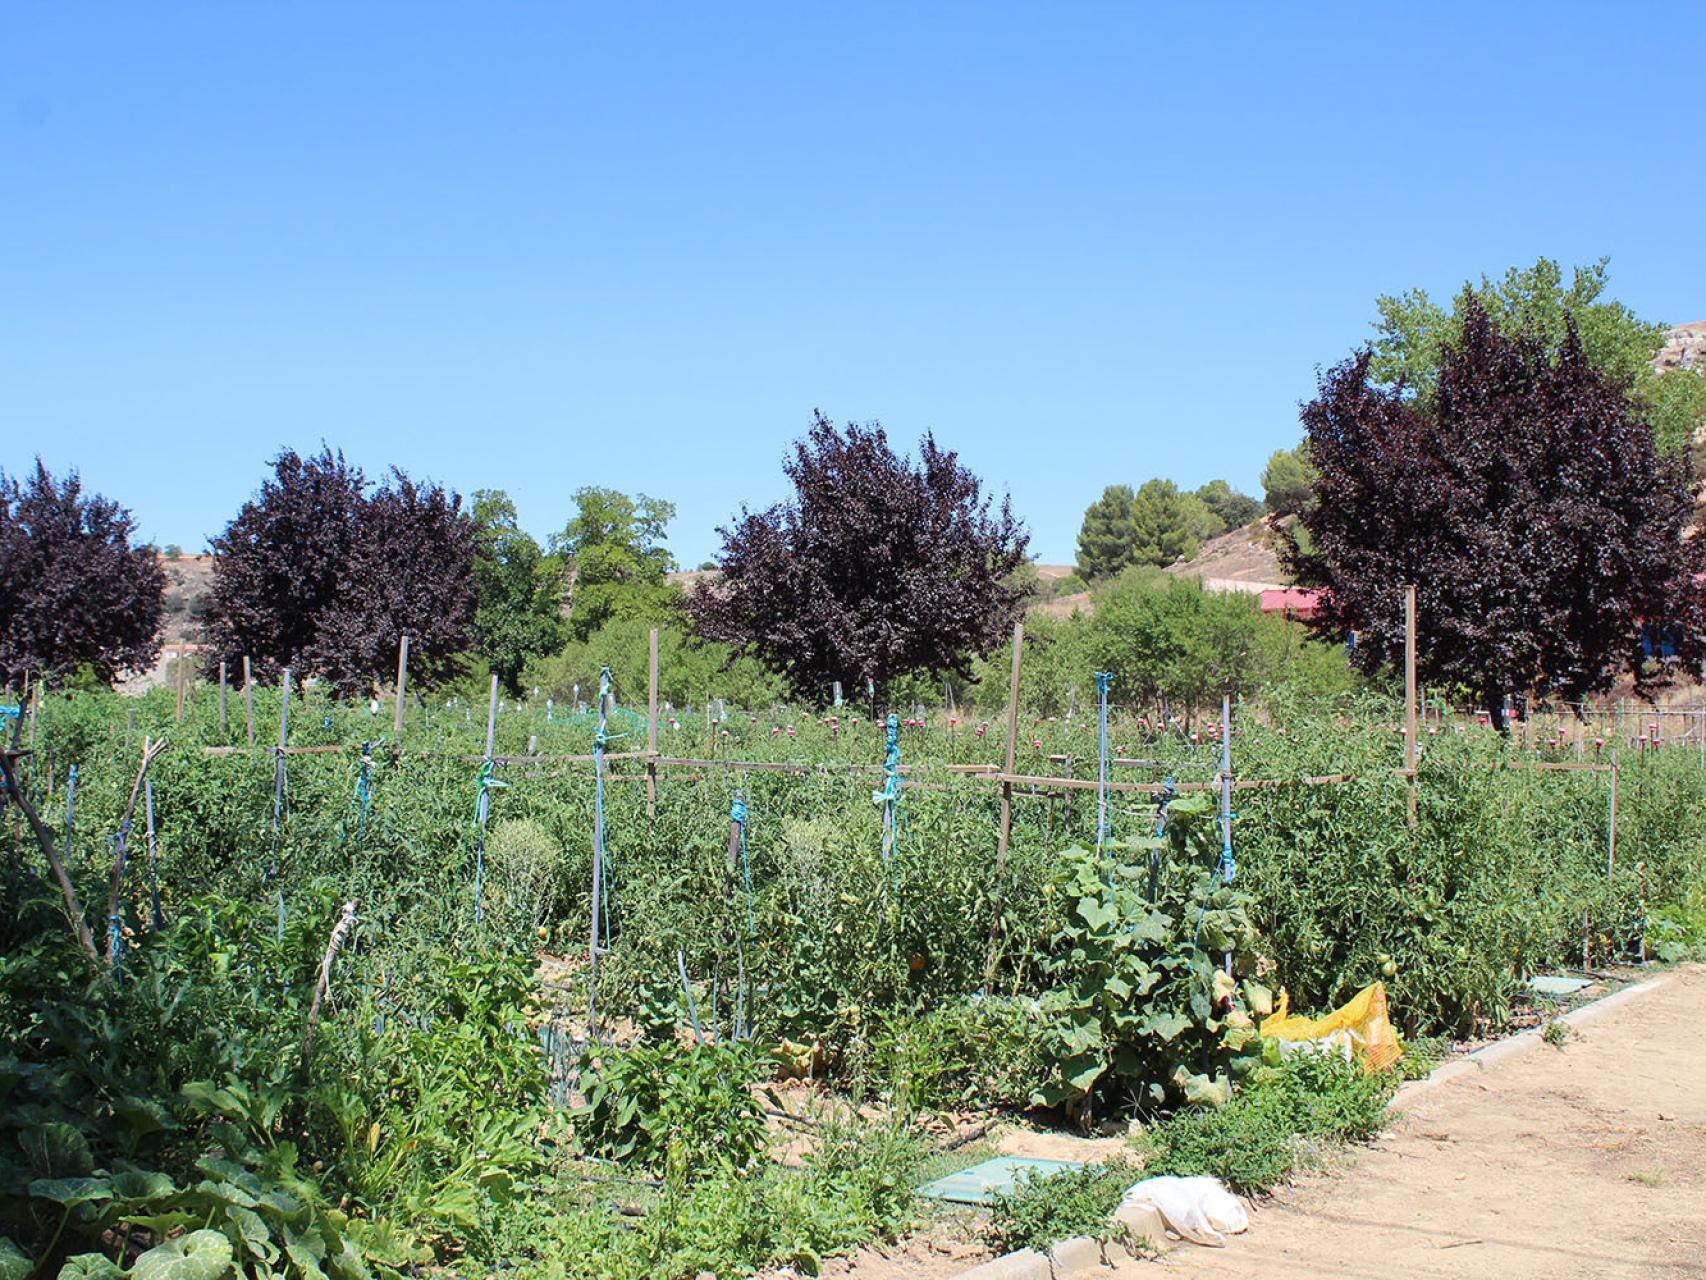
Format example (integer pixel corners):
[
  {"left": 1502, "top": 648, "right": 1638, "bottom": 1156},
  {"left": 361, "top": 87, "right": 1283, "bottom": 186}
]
[
  {"left": 985, "top": 1158, "right": 1136, "bottom": 1254},
  {"left": 1033, "top": 795, "right": 1268, "bottom": 1115},
  {"left": 1370, "top": 256, "right": 1706, "bottom": 456},
  {"left": 1128, "top": 479, "right": 1210, "bottom": 567},
  {"left": 973, "top": 571, "right": 1360, "bottom": 719},
  {"left": 522, "top": 614, "right": 787, "bottom": 711},
  {"left": 1260, "top": 443, "right": 1316, "bottom": 516},
  {"left": 470, "top": 489, "right": 568, "bottom": 695},
  {"left": 0, "top": 894, "right": 424, "bottom": 1280},
  {"left": 1139, "top": 1049, "right": 1394, "bottom": 1194},
  {"left": 1193, "top": 480, "right": 1262, "bottom": 532},
  {"left": 555, "top": 488, "right": 678, "bottom": 642},
  {"left": 575, "top": 1040, "right": 771, "bottom": 1174},
  {"left": 1075, "top": 485, "right": 1136, "bottom": 580}
]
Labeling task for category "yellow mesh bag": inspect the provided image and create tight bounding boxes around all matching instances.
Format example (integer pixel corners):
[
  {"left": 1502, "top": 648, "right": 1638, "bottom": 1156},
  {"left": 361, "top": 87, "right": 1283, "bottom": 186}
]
[{"left": 1258, "top": 980, "right": 1402, "bottom": 1072}]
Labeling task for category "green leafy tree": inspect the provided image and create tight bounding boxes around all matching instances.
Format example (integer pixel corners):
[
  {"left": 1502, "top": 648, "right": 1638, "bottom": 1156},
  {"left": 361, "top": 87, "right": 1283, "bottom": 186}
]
[
  {"left": 1128, "top": 479, "right": 1204, "bottom": 566},
  {"left": 1260, "top": 444, "right": 1316, "bottom": 516},
  {"left": 1075, "top": 484, "right": 1136, "bottom": 579},
  {"left": 1370, "top": 256, "right": 1706, "bottom": 456},
  {"left": 554, "top": 488, "right": 679, "bottom": 642},
  {"left": 521, "top": 614, "right": 787, "bottom": 710},
  {"left": 469, "top": 489, "right": 566, "bottom": 694},
  {"left": 1193, "top": 479, "right": 1262, "bottom": 530}
]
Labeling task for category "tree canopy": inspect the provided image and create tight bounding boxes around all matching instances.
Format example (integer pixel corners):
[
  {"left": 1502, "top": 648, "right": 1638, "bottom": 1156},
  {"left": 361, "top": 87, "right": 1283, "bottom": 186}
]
[
  {"left": 1370, "top": 256, "right": 1706, "bottom": 456},
  {"left": 554, "top": 487, "right": 678, "bottom": 642},
  {"left": 1260, "top": 444, "right": 1316, "bottom": 516},
  {"left": 1075, "top": 484, "right": 1137, "bottom": 579},
  {"left": 1075, "top": 478, "right": 1245, "bottom": 581},
  {"left": 690, "top": 411, "right": 1029, "bottom": 707},
  {"left": 203, "top": 448, "right": 477, "bottom": 696},
  {"left": 1194, "top": 479, "right": 1262, "bottom": 531},
  {"left": 0, "top": 461, "right": 165, "bottom": 687},
  {"left": 470, "top": 490, "right": 566, "bottom": 694},
  {"left": 1287, "top": 298, "right": 1704, "bottom": 726}
]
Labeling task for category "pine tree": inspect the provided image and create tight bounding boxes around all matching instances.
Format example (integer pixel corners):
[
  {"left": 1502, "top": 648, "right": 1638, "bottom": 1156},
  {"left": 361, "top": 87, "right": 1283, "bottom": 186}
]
[{"left": 1075, "top": 485, "right": 1136, "bottom": 579}]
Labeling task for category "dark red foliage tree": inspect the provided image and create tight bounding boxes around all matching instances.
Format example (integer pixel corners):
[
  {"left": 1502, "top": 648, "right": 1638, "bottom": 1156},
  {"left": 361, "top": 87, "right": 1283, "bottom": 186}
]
[
  {"left": 0, "top": 461, "right": 165, "bottom": 686},
  {"left": 1287, "top": 298, "right": 1705, "bottom": 728},
  {"left": 203, "top": 448, "right": 476, "bottom": 696},
  {"left": 690, "top": 412, "right": 1030, "bottom": 707}
]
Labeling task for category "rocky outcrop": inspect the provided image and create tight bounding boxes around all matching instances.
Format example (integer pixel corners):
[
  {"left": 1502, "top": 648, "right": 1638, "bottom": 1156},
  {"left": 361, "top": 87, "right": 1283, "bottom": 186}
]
[{"left": 1656, "top": 322, "right": 1706, "bottom": 373}]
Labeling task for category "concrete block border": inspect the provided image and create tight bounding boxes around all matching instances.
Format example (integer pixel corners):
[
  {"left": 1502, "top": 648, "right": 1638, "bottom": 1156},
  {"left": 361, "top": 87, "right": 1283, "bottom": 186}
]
[{"left": 1393, "top": 970, "right": 1674, "bottom": 1107}]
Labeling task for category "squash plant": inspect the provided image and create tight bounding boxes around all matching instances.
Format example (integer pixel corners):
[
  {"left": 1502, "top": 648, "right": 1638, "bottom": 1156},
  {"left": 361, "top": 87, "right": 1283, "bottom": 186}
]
[{"left": 1033, "top": 793, "right": 1269, "bottom": 1117}]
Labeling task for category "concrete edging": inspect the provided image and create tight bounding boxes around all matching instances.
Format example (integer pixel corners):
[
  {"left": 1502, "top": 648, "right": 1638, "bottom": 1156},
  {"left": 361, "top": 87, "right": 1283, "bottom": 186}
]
[{"left": 1393, "top": 971, "right": 1674, "bottom": 1108}]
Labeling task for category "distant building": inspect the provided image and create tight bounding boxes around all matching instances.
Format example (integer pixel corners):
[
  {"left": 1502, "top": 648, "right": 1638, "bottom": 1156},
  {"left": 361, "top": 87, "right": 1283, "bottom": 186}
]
[{"left": 1258, "top": 587, "right": 1324, "bottom": 620}]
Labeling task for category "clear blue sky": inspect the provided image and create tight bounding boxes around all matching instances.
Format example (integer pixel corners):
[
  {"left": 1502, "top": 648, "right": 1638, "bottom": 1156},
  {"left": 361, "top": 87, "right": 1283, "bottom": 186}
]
[{"left": 3, "top": 5, "right": 1702, "bottom": 566}]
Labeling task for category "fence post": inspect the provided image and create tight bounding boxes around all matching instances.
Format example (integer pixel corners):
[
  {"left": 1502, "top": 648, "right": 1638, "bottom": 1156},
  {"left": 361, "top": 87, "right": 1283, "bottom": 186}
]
[
  {"left": 646, "top": 628, "right": 660, "bottom": 818},
  {"left": 985, "top": 620, "right": 1025, "bottom": 987},
  {"left": 394, "top": 635, "right": 410, "bottom": 739},
  {"left": 1404, "top": 584, "right": 1418, "bottom": 829},
  {"left": 1607, "top": 749, "right": 1619, "bottom": 881},
  {"left": 243, "top": 656, "right": 255, "bottom": 746},
  {"left": 174, "top": 641, "right": 188, "bottom": 723},
  {"left": 219, "top": 660, "right": 228, "bottom": 734}
]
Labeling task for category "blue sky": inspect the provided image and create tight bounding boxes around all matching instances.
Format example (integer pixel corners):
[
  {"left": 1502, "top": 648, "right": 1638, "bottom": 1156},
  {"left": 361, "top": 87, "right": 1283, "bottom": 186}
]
[{"left": 3, "top": 5, "right": 1702, "bottom": 566}]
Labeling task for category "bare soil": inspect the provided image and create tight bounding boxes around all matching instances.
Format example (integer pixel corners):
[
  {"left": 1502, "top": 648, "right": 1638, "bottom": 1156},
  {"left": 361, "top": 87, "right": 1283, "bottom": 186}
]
[{"left": 1161, "top": 963, "right": 1706, "bottom": 1280}]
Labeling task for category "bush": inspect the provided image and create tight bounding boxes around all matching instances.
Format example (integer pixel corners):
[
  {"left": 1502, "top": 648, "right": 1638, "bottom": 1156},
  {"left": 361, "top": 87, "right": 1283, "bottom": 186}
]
[
  {"left": 1139, "top": 1050, "right": 1394, "bottom": 1194},
  {"left": 985, "top": 1158, "right": 1136, "bottom": 1253},
  {"left": 575, "top": 1039, "right": 772, "bottom": 1173}
]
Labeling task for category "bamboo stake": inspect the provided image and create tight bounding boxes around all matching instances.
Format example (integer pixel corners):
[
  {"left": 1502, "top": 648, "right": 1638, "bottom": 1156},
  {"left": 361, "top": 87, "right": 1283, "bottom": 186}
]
[
  {"left": 646, "top": 628, "right": 659, "bottom": 818},
  {"left": 103, "top": 736, "right": 170, "bottom": 963},
  {"left": 986, "top": 620, "right": 1024, "bottom": 987},
  {"left": 1404, "top": 584, "right": 1417, "bottom": 829},
  {"left": 0, "top": 749, "right": 100, "bottom": 964},
  {"left": 299, "top": 900, "right": 358, "bottom": 1072},
  {"left": 394, "top": 635, "right": 410, "bottom": 739},
  {"left": 174, "top": 642, "right": 188, "bottom": 722},
  {"left": 243, "top": 656, "right": 255, "bottom": 746},
  {"left": 219, "top": 660, "right": 229, "bottom": 734}
]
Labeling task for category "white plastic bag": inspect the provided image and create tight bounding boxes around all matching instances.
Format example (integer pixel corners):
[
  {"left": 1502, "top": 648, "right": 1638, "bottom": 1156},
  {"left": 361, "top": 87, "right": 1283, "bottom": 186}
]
[{"left": 1119, "top": 1175, "right": 1249, "bottom": 1247}]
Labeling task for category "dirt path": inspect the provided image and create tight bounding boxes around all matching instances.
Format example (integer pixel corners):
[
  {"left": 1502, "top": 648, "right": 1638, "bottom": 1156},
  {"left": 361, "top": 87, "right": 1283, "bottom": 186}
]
[{"left": 1164, "top": 964, "right": 1706, "bottom": 1280}]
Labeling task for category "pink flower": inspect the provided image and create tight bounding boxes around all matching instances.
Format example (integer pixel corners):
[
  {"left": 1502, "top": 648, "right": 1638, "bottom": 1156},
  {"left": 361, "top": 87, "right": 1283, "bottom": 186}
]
[{"left": 1032, "top": 739, "right": 1043, "bottom": 748}]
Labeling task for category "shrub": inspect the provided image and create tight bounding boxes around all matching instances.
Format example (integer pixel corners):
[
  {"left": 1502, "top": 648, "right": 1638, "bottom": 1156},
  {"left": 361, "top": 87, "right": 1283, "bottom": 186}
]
[
  {"left": 575, "top": 1039, "right": 771, "bottom": 1174},
  {"left": 985, "top": 1158, "right": 1136, "bottom": 1253},
  {"left": 1139, "top": 1050, "right": 1394, "bottom": 1194}
]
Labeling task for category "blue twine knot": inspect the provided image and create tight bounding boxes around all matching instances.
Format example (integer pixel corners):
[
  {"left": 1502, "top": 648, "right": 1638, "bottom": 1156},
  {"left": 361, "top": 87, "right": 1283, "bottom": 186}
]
[{"left": 730, "top": 794, "right": 747, "bottom": 826}]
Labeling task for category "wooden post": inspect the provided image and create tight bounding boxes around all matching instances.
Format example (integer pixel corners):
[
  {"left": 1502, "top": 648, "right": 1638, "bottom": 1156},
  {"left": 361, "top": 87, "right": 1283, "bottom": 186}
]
[
  {"left": 174, "top": 641, "right": 188, "bottom": 722},
  {"left": 985, "top": 620, "right": 1025, "bottom": 987},
  {"left": 645, "top": 627, "right": 660, "bottom": 818},
  {"left": 1607, "top": 750, "right": 1619, "bottom": 881},
  {"left": 243, "top": 656, "right": 255, "bottom": 746},
  {"left": 484, "top": 673, "right": 500, "bottom": 762},
  {"left": 218, "top": 660, "right": 228, "bottom": 734},
  {"left": 1404, "top": 584, "right": 1418, "bottom": 829},
  {"left": 394, "top": 635, "right": 410, "bottom": 739},
  {"left": 273, "top": 669, "right": 291, "bottom": 830},
  {"left": 1219, "top": 693, "right": 1234, "bottom": 976}
]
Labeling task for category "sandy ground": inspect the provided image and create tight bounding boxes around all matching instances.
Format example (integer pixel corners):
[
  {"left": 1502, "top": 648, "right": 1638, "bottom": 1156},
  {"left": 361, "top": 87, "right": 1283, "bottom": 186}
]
[
  {"left": 1162, "top": 963, "right": 1706, "bottom": 1280},
  {"left": 829, "top": 964, "right": 1706, "bottom": 1280}
]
